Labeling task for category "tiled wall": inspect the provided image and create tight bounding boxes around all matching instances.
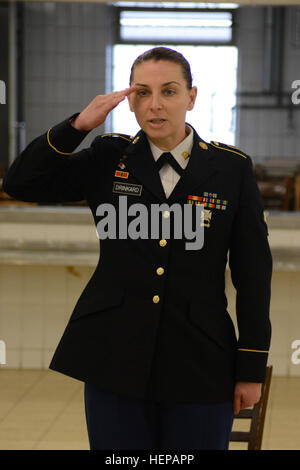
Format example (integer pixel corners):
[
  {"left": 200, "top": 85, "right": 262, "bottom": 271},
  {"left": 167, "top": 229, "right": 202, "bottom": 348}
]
[
  {"left": 0, "top": 212, "right": 98, "bottom": 369},
  {"left": 0, "top": 264, "right": 94, "bottom": 369},
  {"left": 1, "top": 212, "right": 300, "bottom": 377},
  {"left": 236, "top": 6, "right": 300, "bottom": 161},
  {"left": 1, "top": 263, "right": 300, "bottom": 376},
  {"left": 23, "top": 1, "right": 113, "bottom": 150}
]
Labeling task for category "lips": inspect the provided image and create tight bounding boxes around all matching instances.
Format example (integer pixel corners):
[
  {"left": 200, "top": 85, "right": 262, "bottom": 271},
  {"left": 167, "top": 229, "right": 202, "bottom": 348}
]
[{"left": 147, "top": 119, "right": 167, "bottom": 129}]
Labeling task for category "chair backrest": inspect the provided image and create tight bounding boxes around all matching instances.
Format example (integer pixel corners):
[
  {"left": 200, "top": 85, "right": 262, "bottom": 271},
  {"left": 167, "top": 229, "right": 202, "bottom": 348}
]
[
  {"left": 230, "top": 365, "right": 273, "bottom": 450},
  {"left": 294, "top": 175, "right": 300, "bottom": 211}
]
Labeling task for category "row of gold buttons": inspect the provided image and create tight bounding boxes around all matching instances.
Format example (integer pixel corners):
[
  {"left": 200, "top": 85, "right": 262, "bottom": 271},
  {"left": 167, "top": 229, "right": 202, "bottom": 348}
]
[{"left": 153, "top": 239, "right": 167, "bottom": 304}]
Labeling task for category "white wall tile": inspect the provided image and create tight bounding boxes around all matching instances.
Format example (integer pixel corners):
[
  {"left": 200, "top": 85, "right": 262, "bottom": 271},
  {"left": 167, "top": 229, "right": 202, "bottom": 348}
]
[
  {"left": 21, "top": 350, "right": 43, "bottom": 369},
  {"left": 4, "top": 349, "right": 22, "bottom": 368},
  {"left": 0, "top": 303, "right": 22, "bottom": 349}
]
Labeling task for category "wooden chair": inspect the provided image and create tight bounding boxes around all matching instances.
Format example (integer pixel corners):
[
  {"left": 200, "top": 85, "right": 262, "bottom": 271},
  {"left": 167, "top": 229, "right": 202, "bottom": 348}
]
[
  {"left": 294, "top": 175, "right": 300, "bottom": 211},
  {"left": 255, "top": 161, "right": 300, "bottom": 211},
  {"left": 256, "top": 174, "right": 294, "bottom": 210},
  {"left": 230, "top": 365, "right": 273, "bottom": 450}
]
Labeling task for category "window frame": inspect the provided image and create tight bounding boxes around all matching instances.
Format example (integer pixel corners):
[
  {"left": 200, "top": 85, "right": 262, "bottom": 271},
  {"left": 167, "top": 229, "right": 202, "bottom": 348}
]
[{"left": 114, "top": 6, "right": 237, "bottom": 46}]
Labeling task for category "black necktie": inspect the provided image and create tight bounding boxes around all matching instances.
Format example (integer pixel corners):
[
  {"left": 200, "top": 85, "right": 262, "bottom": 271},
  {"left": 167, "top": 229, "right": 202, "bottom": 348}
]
[{"left": 156, "top": 152, "right": 184, "bottom": 176}]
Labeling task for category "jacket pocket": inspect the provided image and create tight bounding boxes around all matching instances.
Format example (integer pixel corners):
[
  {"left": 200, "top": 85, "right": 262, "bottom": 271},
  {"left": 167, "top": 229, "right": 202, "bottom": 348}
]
[
  {"left": 188, "top": 301, "right": 237, "bottom": 350},
  {"left": 69, "top": 287, "right": 125, "bottom": 322}
]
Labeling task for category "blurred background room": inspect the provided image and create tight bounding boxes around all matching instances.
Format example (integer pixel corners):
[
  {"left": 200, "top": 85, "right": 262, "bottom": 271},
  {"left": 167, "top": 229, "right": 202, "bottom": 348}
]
[{"left": 0, "top": 0, "right": 300, "bottom": 450}]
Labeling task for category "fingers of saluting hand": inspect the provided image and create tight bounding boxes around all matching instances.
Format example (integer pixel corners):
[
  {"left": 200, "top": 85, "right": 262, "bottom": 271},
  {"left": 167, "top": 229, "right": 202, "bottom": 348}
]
[
  {"left": 71, "top": 87, "right": 137, "bottom": 132},
  {"left": 101, "top": 86, "right": 137, "bottom": 111},
  {"left": 114, "top": 86, "right": 137, "bottom": 102},
  {"left": 122, "top": 86, "right": 138, "bottom": 96},
  {"left": 111, "top": 86, "right": 137, "bottom": 100}
]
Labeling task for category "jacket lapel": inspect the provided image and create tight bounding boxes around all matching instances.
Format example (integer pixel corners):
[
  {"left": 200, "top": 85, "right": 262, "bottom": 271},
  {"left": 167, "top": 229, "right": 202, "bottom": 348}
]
[
  {"left": 122, "top": 128, "right": 218, "bottom": 204},
  {"left": 167, "top": 130, "right": 218, "bottom": 204},
  {"left": 122, "top": 131, "right": 167, "bottom": 202}
]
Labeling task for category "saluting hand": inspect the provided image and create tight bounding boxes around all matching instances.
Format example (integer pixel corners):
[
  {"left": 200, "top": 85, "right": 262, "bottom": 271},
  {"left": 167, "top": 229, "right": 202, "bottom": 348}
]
[
  {"left": 233, "top": 381, "right": 262, "bottom": 415},
  {"left": 71, "top": 87, "right": 137, "bottom": 132}
]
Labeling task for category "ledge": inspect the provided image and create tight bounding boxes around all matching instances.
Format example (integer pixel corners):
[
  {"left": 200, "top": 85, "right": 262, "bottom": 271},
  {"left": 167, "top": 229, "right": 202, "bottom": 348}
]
[
  {"left": 0, "top": 205, "right": 94, "bottom": 224},
  {"left": 0, "top": 206, "right": 300, "bottom": 228},
  {"left": 266, "top": 210, "right": 300, "bottom": 229},
  {"left": 0, "top": 250, "right": 98, "bottom": 267},
  {"left": 0, "top": 206, "right": 300, "bottom": 269}
]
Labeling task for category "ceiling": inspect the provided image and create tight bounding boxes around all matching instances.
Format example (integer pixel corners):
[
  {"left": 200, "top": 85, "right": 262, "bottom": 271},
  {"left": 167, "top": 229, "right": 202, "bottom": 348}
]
[{"left": 4, "top": 0, "right": 300, "bottom": 6}]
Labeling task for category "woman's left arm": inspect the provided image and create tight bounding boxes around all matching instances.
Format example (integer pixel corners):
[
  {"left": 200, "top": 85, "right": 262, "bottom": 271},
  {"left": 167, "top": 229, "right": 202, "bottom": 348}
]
[{"left": 229, "top": 155, "right": 273, "bottom": 389}]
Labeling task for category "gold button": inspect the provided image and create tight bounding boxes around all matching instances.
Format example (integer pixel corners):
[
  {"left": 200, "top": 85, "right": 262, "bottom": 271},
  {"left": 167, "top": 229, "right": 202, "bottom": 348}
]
[
  {"left": 159, "top": 239, "right": 167, "bottom": 247},
  {"left": 153, "top": 295, "right": 160, "bottom": 304},
  {"left": 163, "top": 210, "right": 170, "bottom": 219},
  {"left": 156, "top": 267, "right": 164, "bottom": 276}
]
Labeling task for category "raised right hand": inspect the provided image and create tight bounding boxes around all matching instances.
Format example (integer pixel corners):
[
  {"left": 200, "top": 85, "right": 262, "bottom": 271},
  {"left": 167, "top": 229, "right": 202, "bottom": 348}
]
[{"left": 71, "top": 87, "right": 137, "bottom": 132}]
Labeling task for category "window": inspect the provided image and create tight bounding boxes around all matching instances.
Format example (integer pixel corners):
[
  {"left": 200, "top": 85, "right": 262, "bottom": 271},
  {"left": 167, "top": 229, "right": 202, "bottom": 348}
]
[{"left": 119, "top": 10, "right": 234, "bottom": 44}]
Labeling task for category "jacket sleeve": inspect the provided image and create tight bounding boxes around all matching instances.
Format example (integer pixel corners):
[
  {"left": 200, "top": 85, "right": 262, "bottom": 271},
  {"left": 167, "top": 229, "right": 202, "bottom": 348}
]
[
  {"left": 2, "top": 114, "right": 96, "bottom": 203},
  {"left": 229, "top": 156, "right": 272, "bottom": 383}
]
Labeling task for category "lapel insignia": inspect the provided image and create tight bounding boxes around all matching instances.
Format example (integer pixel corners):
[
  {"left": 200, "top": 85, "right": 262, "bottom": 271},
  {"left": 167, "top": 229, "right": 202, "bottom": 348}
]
[
  {"left": 199, "top": 142, "right": 208, "bottom": 150},
  {"left": 117, "top": 155, "right": 128, "bottom": 170},
  {"left": 115, "top": 170, "right": 129, "bottom": 179},
  {"left": 187, "top": 193, "right": 228, "bottom": 210}
]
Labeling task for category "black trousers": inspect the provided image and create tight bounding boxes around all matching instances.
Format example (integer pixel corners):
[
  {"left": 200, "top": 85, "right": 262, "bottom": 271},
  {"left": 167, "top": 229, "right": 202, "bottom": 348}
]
[{"left": 84, "top": 383, "right": 234, "bottom": 450}]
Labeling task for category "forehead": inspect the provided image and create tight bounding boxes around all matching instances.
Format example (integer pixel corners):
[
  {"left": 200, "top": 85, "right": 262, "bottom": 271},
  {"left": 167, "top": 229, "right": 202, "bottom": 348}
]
[{"left": 132, "top": 59, "right": 185, "bottom": 84}]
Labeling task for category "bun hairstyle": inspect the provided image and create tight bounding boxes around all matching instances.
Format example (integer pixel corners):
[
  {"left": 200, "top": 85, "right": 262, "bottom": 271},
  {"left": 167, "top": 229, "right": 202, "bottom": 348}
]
[{"left": 129, "top": 47, "right": 193, "bottom": 90}]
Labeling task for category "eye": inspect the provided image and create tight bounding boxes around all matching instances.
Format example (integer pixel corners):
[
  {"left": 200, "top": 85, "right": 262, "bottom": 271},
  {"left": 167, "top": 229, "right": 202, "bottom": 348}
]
[
  {"left": 164, "top": 89, "right": 175, "bottom": 96},
  {"left": 137, "top": 89, "right": 148, "bottom": 97}
]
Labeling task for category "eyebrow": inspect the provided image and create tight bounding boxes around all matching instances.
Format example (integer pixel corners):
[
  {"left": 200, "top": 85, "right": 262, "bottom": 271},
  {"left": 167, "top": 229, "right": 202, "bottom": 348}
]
[{"left": 134, "top": 81, "right": 181, "bottom": 87}]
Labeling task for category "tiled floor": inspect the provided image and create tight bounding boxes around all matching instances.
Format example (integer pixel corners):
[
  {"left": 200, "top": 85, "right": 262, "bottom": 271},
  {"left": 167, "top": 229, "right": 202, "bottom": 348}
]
[{"left": 0, "top": 369, "right": 299, "bottom": 450}]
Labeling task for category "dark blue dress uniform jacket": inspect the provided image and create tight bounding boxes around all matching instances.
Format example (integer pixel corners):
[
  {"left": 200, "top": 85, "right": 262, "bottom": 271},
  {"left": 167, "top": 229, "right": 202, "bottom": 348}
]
[{"left": 2, "top": 115, "right": 272, "bottom": 404}]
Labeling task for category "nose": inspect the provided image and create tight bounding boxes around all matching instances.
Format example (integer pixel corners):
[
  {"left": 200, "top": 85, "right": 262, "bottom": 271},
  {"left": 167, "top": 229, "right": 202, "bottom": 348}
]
[{"left": 150, "top": 92, "right": 163, "bottom": 111}]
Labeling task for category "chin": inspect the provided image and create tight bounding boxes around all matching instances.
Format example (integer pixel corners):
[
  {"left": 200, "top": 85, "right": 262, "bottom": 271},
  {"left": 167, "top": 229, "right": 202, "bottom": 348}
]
[{"left": 144, "top": 125, "right": 169, "bottom": 137}]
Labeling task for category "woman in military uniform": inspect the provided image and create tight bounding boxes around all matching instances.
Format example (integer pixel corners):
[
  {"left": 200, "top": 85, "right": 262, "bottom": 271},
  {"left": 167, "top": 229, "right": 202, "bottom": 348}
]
[{"left": 3, "top": 47, "right": 272, "bottom": 450}]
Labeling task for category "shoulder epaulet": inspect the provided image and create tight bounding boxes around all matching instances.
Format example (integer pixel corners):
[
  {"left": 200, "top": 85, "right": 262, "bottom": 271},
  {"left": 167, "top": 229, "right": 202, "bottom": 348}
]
[
  {"left": 100, "top": 133, "right": 133, "bottom": 143},
  {"left": 210, "top": 141, "right": 248, "bottom": 160}
]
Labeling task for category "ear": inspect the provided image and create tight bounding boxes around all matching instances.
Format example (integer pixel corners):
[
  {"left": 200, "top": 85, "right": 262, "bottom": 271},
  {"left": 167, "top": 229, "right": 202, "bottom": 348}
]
[{"left": 187, "top": 86, "right": 197, "bottom": 111}]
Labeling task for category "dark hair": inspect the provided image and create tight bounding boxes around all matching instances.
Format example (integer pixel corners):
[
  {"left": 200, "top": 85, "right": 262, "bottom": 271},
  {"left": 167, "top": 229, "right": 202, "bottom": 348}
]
[{"left": 129, "top": 47, "right": 193, "bottom": 89}]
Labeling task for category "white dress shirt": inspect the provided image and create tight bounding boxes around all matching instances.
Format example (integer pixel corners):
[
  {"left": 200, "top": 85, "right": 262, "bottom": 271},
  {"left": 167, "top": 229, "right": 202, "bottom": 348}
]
[{"left": 147, "top": 125, "right": 194, "bottom": 199}]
